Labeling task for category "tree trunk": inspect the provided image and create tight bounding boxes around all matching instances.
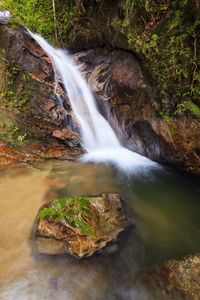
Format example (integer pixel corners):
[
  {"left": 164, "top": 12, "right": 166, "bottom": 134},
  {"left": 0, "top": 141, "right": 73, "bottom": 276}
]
[{"left": 52, "top": 0, "right": 59, "bottom": 44}]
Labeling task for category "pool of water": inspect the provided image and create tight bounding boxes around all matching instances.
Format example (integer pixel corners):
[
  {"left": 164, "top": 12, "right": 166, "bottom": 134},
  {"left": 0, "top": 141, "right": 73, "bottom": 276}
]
[{"left": 0, "top": 161, "right": 199, "bottom": 299}]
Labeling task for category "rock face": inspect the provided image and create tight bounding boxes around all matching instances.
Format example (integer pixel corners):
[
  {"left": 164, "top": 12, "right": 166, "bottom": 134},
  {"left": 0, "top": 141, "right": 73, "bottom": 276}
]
[
  {"left": 0, "top": 19, "right": 200, "bottom": 175},
  {"left": 74, "top": 49, "right": 200, "bottom": 175},
  {"left": 0, "top": 19, "right": 82, "bottom": 166},
  {"left": 32, "top": 194, "right": 134, "bottom": 258},
  {"left": 139, "top": 254, "right": 200, "bottom": 300}
]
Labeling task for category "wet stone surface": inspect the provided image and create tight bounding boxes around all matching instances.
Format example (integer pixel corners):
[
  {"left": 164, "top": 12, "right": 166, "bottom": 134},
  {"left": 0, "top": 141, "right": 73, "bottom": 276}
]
[{"left": 31, "top": 193, "right": 134, "bottom": 259}]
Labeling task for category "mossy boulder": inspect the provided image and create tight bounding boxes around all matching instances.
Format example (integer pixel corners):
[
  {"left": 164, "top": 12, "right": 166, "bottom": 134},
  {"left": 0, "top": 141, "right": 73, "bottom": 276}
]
[{"left": 32, "top": 193, "right": 134, "bottom": 259}]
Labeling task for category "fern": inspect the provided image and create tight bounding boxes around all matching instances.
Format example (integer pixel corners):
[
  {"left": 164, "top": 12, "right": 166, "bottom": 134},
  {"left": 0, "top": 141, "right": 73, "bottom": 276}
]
[
  {"left": 38, "top": 196, "right": 92, "bottom": 236},
  {"left": 38, "top": 207, "right": 57, "bottom": 219}
]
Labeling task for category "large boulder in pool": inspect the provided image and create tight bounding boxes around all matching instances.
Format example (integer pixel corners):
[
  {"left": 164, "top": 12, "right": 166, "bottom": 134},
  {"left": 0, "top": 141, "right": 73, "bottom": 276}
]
[{"left": 31, "top": 193, "right": 134, "bottom": 258}]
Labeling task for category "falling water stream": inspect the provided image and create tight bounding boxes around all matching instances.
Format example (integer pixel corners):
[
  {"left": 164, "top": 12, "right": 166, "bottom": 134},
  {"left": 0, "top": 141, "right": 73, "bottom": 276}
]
[
  {"left": 28, "top": 31, "right": 159, "bottom": 174},
  {"left": 0, "top": 28, "right": 200, "bottom": 300}
]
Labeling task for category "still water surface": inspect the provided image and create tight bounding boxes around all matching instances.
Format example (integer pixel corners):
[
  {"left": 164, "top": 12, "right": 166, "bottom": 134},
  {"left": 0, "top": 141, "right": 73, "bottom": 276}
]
[{"left": 0, "top": 161, "right": 199, "bottom": 299}]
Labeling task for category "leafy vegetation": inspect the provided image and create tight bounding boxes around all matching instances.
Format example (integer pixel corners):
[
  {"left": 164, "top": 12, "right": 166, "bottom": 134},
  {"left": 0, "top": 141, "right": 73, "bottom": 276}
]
[
  {"left": 115, "top": 0, "right": 200, "bottom": 118},
  {"left": 0, "top": 0, "right": 77, "bottom": 45},
  {"left": 1, "top": 62, "right": 31, "bottom": 109},
  {"left": 38, "top": 196, "right": 92, "bottom": 236},
  {"left": 0, "top": 118, "right": 27, "bottom": 145},
  {"left": 0, "top": 0, "right": 200, "bottom": 118},
  {"left": 0, "top": 59, "right": 30, "bottom": 145}
]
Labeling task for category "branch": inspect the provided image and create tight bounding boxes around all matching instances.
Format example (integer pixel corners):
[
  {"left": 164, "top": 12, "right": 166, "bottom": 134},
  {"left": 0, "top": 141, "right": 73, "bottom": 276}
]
[{"left": 191, "top": 37, "right": 197, "bottom": 95}]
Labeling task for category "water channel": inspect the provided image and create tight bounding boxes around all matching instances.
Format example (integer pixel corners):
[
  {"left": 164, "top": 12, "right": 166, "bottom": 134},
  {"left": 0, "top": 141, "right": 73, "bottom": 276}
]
[{"left": 0, "top": 161, "right": 199, "bottom": 300}]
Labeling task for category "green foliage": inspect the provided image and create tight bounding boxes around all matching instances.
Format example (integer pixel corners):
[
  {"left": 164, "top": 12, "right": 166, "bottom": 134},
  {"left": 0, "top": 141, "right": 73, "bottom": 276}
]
[
  {"left": 0, "top": 119, "right": 27, "bottom": 145},
  {"left": 17, "top": 133, "right": 27, "bottom": 143},
  {"left": 38, "top": 196, "right": 92, "bottom": 236},
  {"left": 174, "top": 100, "right": 200, "bottom": 118},
  {"left": 120, "top": 0, "right": 200, "bottom": 118},
  {"left": 0, "top": 118, "right": 27, "bottom": 145},
  {"left": 0, "top": 0, "right": 77, "bottom": 45},
  {"left": 1, "top": 62, "right": 31, "bottom": 110},
  {"left": 1, "top": 0, "right": 199, "bottom": 118},
  {"left": 38, "top": 207, "right": 58, "bottom": 218},
  {"left": 0, "top": 60, "right": 30, "bottom": 145},
  {"left": 186, "top": 101, "right": 200, "bottom": 117}
]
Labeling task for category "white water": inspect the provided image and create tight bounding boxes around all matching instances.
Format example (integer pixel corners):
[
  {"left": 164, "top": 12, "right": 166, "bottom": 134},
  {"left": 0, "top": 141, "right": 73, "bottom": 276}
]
[
  {"left": 0, "top": 10, "right": 11, "bottom": 18},
  {"left": 29, "top": 31, "right": 159, "bottom": 173}
]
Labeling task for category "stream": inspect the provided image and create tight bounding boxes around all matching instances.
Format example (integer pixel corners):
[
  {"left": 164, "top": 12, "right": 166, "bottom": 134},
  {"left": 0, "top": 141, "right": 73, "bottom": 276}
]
[{"left": 0, "top": 161, "right": 200, "bottom": 300}]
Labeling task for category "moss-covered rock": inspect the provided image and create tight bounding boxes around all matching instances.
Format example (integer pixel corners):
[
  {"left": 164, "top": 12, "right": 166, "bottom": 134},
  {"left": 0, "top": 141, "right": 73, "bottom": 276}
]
[
  {"left": 32, "top": 193, "right": 134, "bottom": 258},
  {"left": 0, "top": 19, "right": 82, "bottom": 166},
  {"left": 1, "top": 0, "right": 200, "bottom": 116}
]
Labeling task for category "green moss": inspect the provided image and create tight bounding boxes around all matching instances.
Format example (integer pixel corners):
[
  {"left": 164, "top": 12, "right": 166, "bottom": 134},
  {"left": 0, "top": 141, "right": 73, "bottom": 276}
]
[
  {"left": 1, "top": 62, "right": 32, "bottom": 110},
  {"left": 0, "top": 110, "right": 27, "bottom": 145},
  {"left": 186, "top": 101, "right": 200, "bottom": 118},
  {"left": 0, "top": 59, "right": 32, "bottom": 146},
  {"left": 7, "top": 19, "right": 18, "bottom": 29}
]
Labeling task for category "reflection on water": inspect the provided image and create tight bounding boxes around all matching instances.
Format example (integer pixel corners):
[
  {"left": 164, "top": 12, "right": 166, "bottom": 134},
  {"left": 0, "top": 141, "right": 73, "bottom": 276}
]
[{"left": 0, "top": 161, "right": 200, "bottom": 299}]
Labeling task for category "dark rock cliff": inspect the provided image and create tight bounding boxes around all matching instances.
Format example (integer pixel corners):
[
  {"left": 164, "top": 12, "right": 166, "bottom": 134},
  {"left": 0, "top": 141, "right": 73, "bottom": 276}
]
[
  {"left": 0, "top": 19, "right": 82, "bottom": 166},
  {"left": 0, "top": 19, "right": 199, "bottom": 175},
  {"left": 74, "top": 49, "right": 200, "bottom": 175}
]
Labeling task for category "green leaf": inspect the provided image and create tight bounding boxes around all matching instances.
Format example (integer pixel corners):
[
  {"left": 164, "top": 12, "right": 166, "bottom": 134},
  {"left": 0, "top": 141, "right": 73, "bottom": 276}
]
[
  {"left": 182, "top": 69, "right": 189, "bottom": 79},
  {"left": 53, "top": 198, "right": 65, "bottom": 210},
  {"left": 64, "top": 197, "right": 73, "bottom": 205},
  {"left": 149, "top": 40, "right": 157, "bottom": 47},
  {"left": 79, "top": 204, "right": 90, "bottom": 210},
  {"left": 38, "top": 207, "right": 57, "bottom": 219},
  {"left": 65, "top": 215, "right": 74, "bottom": 224},
  {"left": 59, "top": 212, "right": 67, "bottom": 219},
  {"left": 80, "top": 210, "right": 90, "bottom": 217},
  {"left": 151, "top": 34, "right": 158, "bottom": 41}
]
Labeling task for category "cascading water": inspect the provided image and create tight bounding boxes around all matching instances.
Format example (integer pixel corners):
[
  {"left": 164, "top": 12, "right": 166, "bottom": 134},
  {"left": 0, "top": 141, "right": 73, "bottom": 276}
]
[{"left": 29, "top": 31, "right": 159, "bottom": 173}]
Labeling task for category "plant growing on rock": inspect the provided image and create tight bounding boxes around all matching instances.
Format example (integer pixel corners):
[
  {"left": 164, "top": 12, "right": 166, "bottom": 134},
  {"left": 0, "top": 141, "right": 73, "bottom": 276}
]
[{"left": 38, "top": 196, "right": 92, "bottom": 236}]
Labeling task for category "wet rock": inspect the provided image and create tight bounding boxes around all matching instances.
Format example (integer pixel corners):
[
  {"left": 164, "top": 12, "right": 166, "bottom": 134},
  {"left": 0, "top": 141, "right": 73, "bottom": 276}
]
[
  {"left": 52, "top": 128, "right": 81, "bottom": 148},
  {"left": 32, "top": 193, "right": 134, "bottom": 258},
  {"left": 0, "top": 141, "right": 82, "bottom": 167},
  {"left": 138, "top": 253, "right": 200, "bottom": 300},
  {"left": 1, "top": 19, "right": 199, "bottom": 175},
  {"left": 0, "top": 19, "right": 82, "bottom": 167},
  {"left": 74, "top": 49, "right": 200, "bottom": 175}
]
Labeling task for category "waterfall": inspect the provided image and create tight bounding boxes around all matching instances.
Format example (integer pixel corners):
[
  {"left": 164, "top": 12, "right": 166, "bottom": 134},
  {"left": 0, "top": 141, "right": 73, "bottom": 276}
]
[{"left": 29, "top": 31, "right": 159, "bottom": 173}]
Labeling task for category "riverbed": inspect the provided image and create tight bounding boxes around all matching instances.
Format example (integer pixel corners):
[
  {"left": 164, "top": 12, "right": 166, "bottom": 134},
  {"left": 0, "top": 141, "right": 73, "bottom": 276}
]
[{"left": 0, "top": 161, "right": 199, "bottom": 299}]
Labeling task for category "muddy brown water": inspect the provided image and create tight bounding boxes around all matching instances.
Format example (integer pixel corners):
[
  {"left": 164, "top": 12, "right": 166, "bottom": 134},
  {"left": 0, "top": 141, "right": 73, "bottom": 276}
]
[{"left": 0, "top": 161, "right": 199, "bottom": 300}]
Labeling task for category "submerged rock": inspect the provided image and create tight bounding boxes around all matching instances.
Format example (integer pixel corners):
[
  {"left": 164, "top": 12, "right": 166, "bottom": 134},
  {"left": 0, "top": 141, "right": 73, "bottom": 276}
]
[
  {"left": 32, "top": 193, "right": 134, "bottom": 259},
  {"left": 138, "top": 253, "right": 200, "bottom": 300}
]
